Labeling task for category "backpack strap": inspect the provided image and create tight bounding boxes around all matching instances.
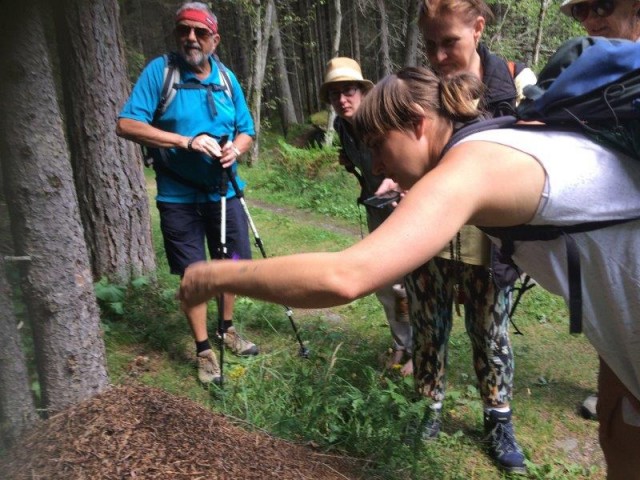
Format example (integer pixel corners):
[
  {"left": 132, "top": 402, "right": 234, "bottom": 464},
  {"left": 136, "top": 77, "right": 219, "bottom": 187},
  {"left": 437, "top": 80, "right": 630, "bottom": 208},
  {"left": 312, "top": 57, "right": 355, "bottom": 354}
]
[
  {"left": 481, "top": 218, "right": 637, "bottom": 334},
  {"left": 173, "top": 82, "right": 228, "bottom": 119},
  {"left": 153, "top": 53, "right": 180, "bottom": 124},
  {"left": 507, "top": 60, "right": 526, "bottom": 80},
  {"left": 213, "top": 53, "right": 233, "bottom": 100},
  {"left": 440, "top": 116, "right": 518, "bottom": 159}
]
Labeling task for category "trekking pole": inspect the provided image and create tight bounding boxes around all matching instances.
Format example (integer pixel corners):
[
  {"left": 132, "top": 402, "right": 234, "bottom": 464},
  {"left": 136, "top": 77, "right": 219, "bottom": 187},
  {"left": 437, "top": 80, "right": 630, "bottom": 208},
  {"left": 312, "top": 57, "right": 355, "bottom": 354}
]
[
  {"left": 223, "top": 162, "right": 310, "bottom": 358},
  {"left": 217, "top": 167, "right": 229, "bottom": 386}
]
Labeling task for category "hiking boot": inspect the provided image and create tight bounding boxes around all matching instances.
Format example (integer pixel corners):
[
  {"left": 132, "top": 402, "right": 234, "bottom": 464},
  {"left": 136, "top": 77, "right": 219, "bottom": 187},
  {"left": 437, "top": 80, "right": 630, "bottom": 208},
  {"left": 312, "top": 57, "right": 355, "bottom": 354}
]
[
  {"left": 580, "top": 394, "right": 598, "bottom": 420},
  {"left": 197, "top": 349, "right": 222, "bottom": 385},
  {"left": 483, "top": 409, "right": 527, "bottom": 475},
  {"left": 420, "top": 407, "right": 442, "bottom": 440},
  {"left": 219, "top": 326, "right": 259, "bottom": 356},
  {"left": 403, "top": 407, "right": 441, "bottom": 445}
]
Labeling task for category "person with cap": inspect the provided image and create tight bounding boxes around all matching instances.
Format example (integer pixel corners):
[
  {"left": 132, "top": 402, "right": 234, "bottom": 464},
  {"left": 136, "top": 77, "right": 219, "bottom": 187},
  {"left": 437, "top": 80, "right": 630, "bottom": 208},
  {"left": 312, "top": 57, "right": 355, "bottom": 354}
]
[
  {"left": 320, "top": 58, "right": 414, "bottom": 376},
  {"left": 116, "top": 1, "right": 258, "bottom": 385},
  {"left": 559, "top": 0, "right": 640, "bottom": 422}
]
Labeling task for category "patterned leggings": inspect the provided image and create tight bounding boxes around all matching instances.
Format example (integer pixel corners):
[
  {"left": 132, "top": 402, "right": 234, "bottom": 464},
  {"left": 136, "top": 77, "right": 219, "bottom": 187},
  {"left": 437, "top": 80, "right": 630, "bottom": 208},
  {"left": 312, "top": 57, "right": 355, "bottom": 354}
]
[{"left": 405, "top": 257, "right": 514, "bottom": 406}]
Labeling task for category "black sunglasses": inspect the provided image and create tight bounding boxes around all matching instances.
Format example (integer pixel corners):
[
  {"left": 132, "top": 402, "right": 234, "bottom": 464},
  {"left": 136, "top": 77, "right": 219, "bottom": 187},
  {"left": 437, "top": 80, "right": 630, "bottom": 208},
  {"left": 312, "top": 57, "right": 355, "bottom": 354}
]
[
  {"left": 328, "top": 86, "right": 360, "bottom": 102},
  {"left": 571, "top": 0, "right": 616, "bottom": 22},
  {"left": 175, "top": 24, "right": 214, "bottom": 40}
]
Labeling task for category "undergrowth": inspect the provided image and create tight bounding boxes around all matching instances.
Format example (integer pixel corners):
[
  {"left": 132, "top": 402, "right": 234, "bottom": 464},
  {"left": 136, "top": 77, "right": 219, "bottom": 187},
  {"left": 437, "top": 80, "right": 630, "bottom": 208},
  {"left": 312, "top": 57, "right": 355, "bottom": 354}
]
[{"left": 99, "top": 132, "right": 603, "bottom": 479}]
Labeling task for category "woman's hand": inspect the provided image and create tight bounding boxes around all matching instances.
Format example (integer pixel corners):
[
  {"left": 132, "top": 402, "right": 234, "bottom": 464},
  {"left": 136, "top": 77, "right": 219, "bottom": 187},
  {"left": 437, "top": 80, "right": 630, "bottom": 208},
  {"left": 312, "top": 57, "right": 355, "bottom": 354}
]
[
  {"left": 375, "top": 178, "right": 405, "bottom": 207},
  {"left": 374, "top": 178, "right": 399, "bottom": 195}
]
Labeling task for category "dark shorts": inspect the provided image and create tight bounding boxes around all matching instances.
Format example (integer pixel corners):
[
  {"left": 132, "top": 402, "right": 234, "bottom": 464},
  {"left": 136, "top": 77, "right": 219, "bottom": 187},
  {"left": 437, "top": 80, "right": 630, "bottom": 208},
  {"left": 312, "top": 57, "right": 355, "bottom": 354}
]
[{"left": 157, "top": 198, "right": 252, "bottom": 276}]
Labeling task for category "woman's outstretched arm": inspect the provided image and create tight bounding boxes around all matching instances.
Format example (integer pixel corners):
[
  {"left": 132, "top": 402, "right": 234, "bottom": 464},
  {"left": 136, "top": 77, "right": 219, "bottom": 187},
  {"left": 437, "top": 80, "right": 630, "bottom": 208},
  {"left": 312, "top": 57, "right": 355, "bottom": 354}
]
[{"left": 179, "top": 141, "right": 544, "bottom": 309}]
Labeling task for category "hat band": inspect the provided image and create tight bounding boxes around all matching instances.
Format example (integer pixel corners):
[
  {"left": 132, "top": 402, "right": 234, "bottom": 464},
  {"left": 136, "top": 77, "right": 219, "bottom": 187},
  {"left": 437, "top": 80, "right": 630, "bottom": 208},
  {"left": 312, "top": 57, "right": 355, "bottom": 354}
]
[{"left": 325, "top": 67, "right": 364, "bottom": 83}]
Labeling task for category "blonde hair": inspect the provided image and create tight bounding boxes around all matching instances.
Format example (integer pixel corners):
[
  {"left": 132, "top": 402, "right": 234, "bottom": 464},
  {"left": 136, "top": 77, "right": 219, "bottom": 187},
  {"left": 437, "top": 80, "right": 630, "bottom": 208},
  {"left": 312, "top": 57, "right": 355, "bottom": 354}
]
[
  {"left": 354, "top": 67, "right": 484, "bottom": 150},
  {"left": 419, "top": 0, "right": 493, "bottom": 30}
]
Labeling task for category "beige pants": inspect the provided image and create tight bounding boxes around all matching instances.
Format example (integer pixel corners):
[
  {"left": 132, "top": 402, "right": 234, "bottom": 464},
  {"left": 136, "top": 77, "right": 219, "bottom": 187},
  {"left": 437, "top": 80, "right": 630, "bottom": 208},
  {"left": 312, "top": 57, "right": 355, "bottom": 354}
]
[{"left": 598, "top": 357, "right": 640, "bottom": 479}]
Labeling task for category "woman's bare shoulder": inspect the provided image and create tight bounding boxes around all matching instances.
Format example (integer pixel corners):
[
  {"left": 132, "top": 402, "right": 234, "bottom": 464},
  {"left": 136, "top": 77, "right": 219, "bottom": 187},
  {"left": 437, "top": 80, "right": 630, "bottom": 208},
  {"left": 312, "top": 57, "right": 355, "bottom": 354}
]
[{"left": 439, "top": 140, "right": 546, "bottom": 226}]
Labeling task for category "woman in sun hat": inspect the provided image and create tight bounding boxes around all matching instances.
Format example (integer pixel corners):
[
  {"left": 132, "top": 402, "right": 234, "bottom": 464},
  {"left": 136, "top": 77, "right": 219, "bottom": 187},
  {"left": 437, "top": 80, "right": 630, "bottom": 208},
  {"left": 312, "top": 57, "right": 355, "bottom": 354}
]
[
  {"left": 560, "top": 0, "right": 640, "bottom": 39},
  {"left": 321, "top": 58, "right": 414, "bottom": 377}
]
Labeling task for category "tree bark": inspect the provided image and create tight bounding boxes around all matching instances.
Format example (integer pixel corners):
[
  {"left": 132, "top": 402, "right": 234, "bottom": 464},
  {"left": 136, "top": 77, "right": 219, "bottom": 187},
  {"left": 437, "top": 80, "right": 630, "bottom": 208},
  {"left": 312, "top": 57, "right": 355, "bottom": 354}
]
[
  {"left": 403, "top": 0, "right": 422, "bottom": 67},
  {"left": 331, "top": 0, "right": 342, "bottom": 58},
  {"left": 249, "top": 0, "right": 276, "bottom": 164},
  {"left": 323, "top": 0, "right": 343, "bottom": 147},
  {"left": 532, "top": 0, "right": 551, "bottom": 67},
  {"left": 376, "top": 0, "right": 392, "bottom": 76},
  {"left": 55, "top": 0, "right": 156, "bottom": 283},
  {"left": 353, "top": 1, "right": 362, "bottom": 64},
  {"left": 0, "top": 231, "right": 38, "bottom": 449},
  {"left": 0, "top": 0, "right": 109, "bottom": 415},
  {"left": 271, "top": 7, "right": 300, "bottom": 135}
]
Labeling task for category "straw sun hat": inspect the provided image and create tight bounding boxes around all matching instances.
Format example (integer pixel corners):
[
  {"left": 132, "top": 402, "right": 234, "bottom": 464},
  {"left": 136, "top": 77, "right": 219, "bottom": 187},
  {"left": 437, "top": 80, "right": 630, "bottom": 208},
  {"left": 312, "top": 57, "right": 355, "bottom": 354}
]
[{"left": 319, "top": 57, "right": 374, "bottom": 102}]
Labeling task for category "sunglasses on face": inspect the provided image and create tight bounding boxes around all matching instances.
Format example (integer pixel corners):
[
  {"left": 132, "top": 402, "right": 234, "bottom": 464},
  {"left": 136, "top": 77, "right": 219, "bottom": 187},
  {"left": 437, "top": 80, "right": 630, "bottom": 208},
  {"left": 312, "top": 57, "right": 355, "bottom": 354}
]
[
  {"left": 328, "top": 86, "right": 359, "bottom": 102},
  {"left": 175, "top": 24, "right": 214, "bottom": 40},
  {"left": 571, "top": 0, "right": 616, "bottom": 22}
]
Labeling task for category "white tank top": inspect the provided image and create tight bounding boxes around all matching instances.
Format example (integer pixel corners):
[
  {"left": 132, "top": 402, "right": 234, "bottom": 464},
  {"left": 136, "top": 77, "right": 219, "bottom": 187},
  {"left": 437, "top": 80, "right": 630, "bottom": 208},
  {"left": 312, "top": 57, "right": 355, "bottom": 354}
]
[{"left": 458, "top": 128, "right": 640, "bottom": 400}]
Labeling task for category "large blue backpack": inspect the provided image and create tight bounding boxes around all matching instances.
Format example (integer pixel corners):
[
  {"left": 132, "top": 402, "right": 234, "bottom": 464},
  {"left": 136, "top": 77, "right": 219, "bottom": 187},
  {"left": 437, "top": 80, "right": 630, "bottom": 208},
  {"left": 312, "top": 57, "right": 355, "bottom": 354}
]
[{"left": 444, "top": 37, "right": 640, "bottom": 334}]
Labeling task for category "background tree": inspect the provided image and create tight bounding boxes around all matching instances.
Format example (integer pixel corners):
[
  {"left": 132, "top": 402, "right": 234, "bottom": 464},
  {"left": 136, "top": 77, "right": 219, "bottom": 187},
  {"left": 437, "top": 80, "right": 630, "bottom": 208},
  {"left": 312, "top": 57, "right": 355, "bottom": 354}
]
[
  {"left": 54, "top": 0, "right": 156, "bottom": 283},
  {"left": 403, "top": 0, "right": 423, "bottom": 66},
  {"left": 532, "top": 0, "right": 552, "bottom": 66},
  {"left": 322, "top": 0, "right": 343, "bottom": 146},
  {"left": 116, "top": 0, "right": 579, "bottom": 144},
  {"left": 0, "top": 0, "right": 108, "bottom": 414},
  {"left": 248, "top": 0, "right": 276, "bottom": 163},
  {"left": 0, "top": 239, "right": 37, "bottom": 449},
  {"left": 271, "top": 8, "right": 301, "bottom": 135}
]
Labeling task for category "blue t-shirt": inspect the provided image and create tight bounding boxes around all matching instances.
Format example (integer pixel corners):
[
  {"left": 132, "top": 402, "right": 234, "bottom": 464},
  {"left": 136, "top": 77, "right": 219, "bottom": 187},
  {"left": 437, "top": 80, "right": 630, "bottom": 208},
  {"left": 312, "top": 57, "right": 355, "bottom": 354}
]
[{"left": 119, "top": 55, "right": 256, "bottom": 203}]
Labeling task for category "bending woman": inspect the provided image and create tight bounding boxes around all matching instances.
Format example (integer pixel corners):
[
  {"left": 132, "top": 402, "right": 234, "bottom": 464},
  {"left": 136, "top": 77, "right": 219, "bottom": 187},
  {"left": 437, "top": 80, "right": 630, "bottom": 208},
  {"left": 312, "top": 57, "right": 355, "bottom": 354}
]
[
  {"left": 406, "top": 0, "right": 535, "bottom": 472},
  {"left": 180, "top": 68, "right": 640, "bottom": 480}
]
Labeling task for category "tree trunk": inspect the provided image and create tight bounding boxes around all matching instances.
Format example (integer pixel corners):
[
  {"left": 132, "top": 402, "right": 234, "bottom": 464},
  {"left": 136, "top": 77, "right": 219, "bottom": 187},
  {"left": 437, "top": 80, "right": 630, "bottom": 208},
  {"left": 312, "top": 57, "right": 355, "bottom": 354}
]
[
  {"left": 0, "top": 230, "right": 38, "bottom": 449},
  {"left": 376, "top": 0, "right": 392, "bottom": 76},
  {"left": 323, "top": 0, "right": 342, "bottom": 147},
  {"left": 0, "top": 0, "right": 109, "bottom": 415},
  {"left": 271, "top": 7, "right": 300, "bottom": 135},
  {"left": 55, "top": 0, "right": 156, "bottom": 284},
  {"left": 532, "top": 0, "right": 551, "bottom": 67},
  {"left": 331, "top": 0, "right": 342, "bottom": 58},
  {"left": 403, "top": 0, "right": 421, "bottom": 67},
  {"left": 249, "top": 0, "right": 275, "bottom": 164},
  {"left": 353, "top": 1, "right": 361, "bottom": 64}
]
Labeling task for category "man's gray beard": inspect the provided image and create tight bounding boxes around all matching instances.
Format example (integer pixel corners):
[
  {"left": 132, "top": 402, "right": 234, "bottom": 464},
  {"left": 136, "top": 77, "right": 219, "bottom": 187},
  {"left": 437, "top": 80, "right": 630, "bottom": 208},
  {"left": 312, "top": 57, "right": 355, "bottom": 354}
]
[{"left": 182, "top": 50, "right": 207, "bottom": 69}]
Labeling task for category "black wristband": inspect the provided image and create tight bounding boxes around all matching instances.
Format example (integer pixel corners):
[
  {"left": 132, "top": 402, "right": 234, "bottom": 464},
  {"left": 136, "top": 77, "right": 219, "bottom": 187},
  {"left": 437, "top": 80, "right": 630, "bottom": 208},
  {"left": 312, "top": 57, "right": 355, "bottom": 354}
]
[{"left": 187, "top": 136, "right": 195, "bottom": 151}]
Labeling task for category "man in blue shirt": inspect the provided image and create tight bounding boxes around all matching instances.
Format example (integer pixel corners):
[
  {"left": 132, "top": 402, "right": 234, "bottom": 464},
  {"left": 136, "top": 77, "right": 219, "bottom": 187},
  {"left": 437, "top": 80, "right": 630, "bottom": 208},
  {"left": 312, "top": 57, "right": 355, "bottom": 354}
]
[{"left": 117, "top": 2, "right": 257, "bottom": 385}]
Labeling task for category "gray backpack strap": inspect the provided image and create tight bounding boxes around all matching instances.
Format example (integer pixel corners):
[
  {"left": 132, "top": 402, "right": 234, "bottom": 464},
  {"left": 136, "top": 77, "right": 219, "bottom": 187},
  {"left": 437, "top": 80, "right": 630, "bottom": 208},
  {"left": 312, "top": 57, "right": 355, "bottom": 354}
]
[
  {"left": 152, "top": 53, "right": 180, "bottom": 123},
  {"left": 212, "top": 53, "right": 233, "bottom": 101}
]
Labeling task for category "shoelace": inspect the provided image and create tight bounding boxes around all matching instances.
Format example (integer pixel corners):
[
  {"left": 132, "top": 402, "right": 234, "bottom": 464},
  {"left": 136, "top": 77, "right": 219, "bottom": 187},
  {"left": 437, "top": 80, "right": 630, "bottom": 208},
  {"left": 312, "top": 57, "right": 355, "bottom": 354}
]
[{"left": 488, "top": 422, "right": 520, "bottom": 454}]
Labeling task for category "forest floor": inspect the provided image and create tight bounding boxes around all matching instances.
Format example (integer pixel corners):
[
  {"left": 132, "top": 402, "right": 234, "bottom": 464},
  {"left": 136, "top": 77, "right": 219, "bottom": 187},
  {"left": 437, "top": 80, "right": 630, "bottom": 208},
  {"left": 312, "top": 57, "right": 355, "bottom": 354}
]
[
  {"left": 0, "top": 383, "right": 368, "bottom": 479},
  {"left": 0, "top": 193, "right": 605, "bottom": 479}
]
